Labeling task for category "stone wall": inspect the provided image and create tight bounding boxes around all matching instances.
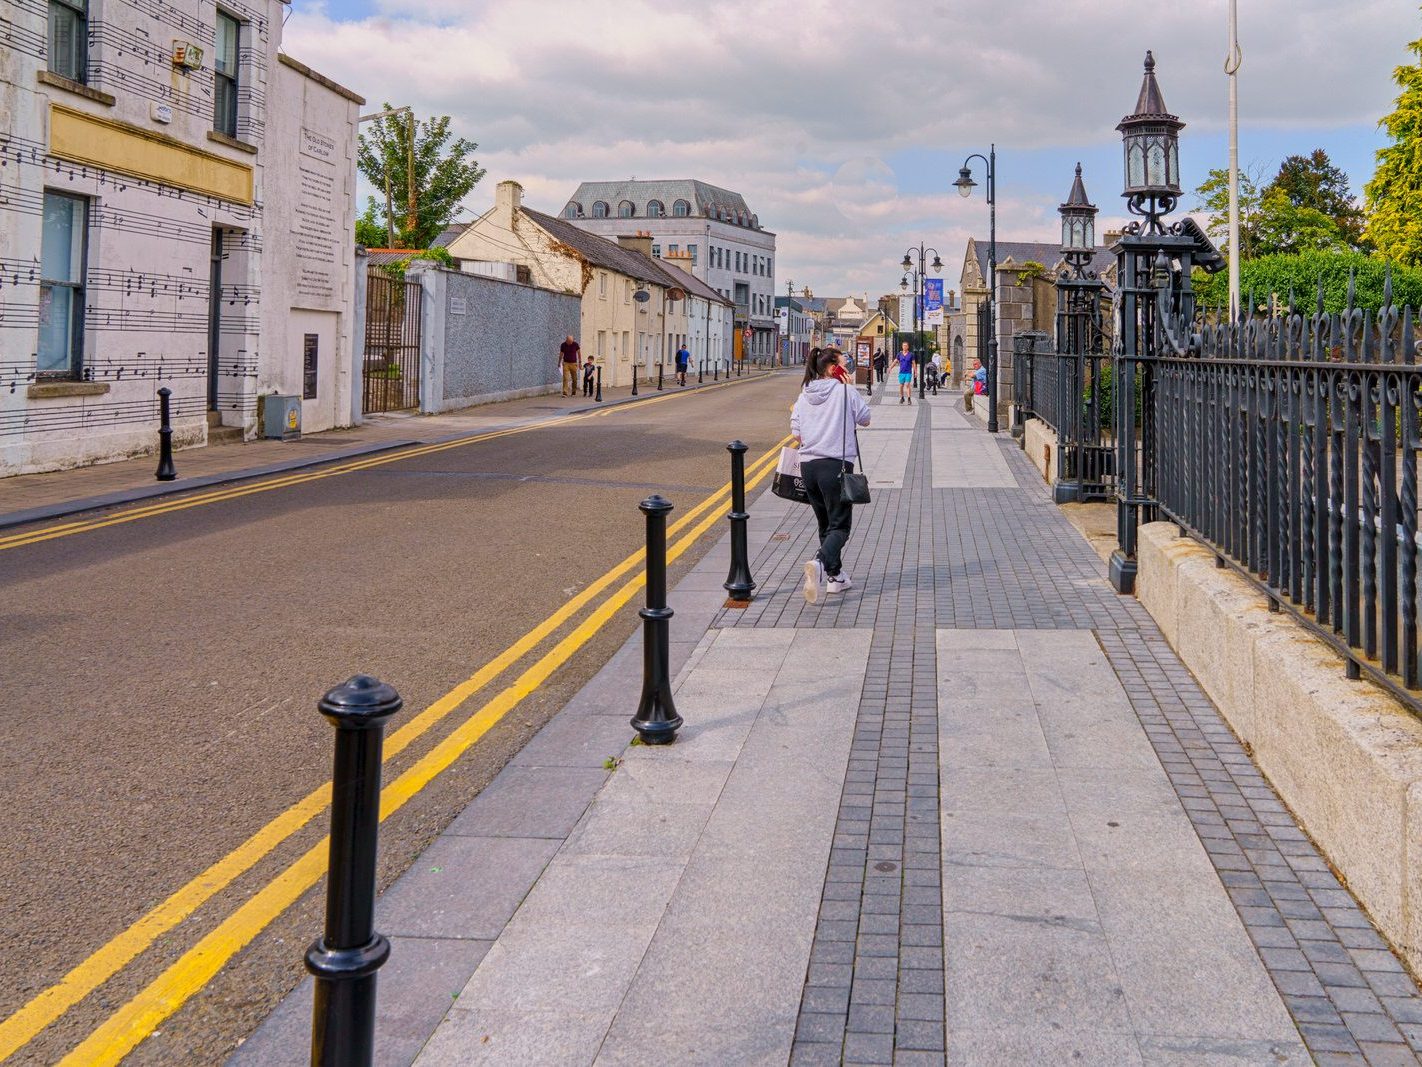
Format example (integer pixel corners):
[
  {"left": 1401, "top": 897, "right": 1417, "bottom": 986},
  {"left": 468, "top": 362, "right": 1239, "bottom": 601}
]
[{"left": 415, "top": 267, "right": 580, "bottom": 412}]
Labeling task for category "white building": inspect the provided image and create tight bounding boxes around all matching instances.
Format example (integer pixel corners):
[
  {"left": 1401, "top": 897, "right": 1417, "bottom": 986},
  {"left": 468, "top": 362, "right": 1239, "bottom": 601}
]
[
  {"left": 558, "top": 180, "right": 777, "bottom": 363},
  {"left": 773, "top": 295, "right": 813, "bottom": 365},
  {"left": 659, "top": 251, "right": 733, "bottom": 370},
  {"left": 1, "top": 0, "right": 362, "bottom": 475}
]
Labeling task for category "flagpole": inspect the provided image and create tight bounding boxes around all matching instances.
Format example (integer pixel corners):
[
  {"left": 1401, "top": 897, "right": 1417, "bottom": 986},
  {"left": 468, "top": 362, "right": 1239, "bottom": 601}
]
[{"left": 1226, "top": 0, "right": 1242, "bottom": 319}]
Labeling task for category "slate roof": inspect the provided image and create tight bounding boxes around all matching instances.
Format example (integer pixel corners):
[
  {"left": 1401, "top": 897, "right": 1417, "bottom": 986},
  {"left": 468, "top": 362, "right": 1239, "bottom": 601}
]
[
  {"left": 432, "top": 223, "right": 469, "bottom": 248},
  {"left": 657, "top": 258, "right": 732, "bottom": 306},
  {"left": 523, "top": 208, "right": 672, "bottom": 287},
  {"left": 564, "top": 180, "right": 766, "bottom": 230},
  {"left": 970, "top": 240, "right": 1115, "bottom": 283}
]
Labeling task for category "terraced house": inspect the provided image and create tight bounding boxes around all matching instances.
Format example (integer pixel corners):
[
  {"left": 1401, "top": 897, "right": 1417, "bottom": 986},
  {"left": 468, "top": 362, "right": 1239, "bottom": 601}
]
[{"left": 1, "top": 0, "right": 363, "bottom": 475}]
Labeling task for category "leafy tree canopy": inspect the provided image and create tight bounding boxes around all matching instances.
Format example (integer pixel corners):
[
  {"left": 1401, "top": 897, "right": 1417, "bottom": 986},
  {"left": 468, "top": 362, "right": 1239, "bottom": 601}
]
[
  {"left": 1270, "top": 149, "right": 1365, "bottom": 247},
  {"left": 1193, "top": 165, "right": 1265, "bottom": 259},
  {"left": 1365, "top": 23, "right": 1422, "bottom": 266},
  {"left": 357, "top": 107, "right": 486, "bottom": 249},
  {"left": 1192, "top": 250, "right": 1422, "bottom": 313}
]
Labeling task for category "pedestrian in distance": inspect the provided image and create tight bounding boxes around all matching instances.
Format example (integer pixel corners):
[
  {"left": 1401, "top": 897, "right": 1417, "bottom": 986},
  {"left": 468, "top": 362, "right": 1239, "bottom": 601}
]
[
  {"left": 972, "top": 357, "right": 987, "bottom": 395},
  {"left": 582, "top": 356, "right": 596, "bottom": 397},
  {"left": 896, "top": 341, "right": 915, "bottom": 405},
  {"left": 873, "top": 347, "right": 888, "bottom": 384},
  {"left": 558, "top": 335, "right": 581, "bottom": 397},
  {"left": 792, "top": 347, "right": 871, "bottom": 603},
  {"left": 675, "top": 343, "right": 690, "bottom": 386}
]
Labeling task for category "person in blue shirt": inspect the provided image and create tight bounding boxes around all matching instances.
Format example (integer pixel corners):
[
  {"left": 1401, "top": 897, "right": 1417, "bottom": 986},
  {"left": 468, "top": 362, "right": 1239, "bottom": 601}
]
[
  {"left": 896, "top": 341, "right": 915, "bottom": 405},
  {"left": 972, "top": 357, "right": 987, "bottom": 395},
  {"left": 675, "top": 344, "right": 690, "bottom": 386}
]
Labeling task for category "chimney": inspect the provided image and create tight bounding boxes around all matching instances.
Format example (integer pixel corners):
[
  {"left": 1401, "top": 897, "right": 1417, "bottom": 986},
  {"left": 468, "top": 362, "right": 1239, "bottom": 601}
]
[
  {"left": 617, "top": 233, "right": 653, "bottom": 257},
  {"left": 1103, "top": 229, "right": 1123, "bottom": 247},
  {"left": 495, "top": 180, "right": 523, "bottom": 222}
]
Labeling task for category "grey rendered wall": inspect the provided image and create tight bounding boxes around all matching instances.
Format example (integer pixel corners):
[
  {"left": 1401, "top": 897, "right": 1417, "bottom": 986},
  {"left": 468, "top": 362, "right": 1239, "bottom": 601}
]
[{"left": 436, "top": 269, "right": 580, "bottom": 410}]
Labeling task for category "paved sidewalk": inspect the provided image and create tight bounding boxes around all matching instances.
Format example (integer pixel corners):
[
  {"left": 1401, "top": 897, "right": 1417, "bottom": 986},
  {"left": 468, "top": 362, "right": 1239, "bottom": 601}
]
[
  {"left": 234, "top": 385, "right": 1422, "bottom": 1066},
  {"left": 0, "top": 371, "right": 766, "bottom": 526}
]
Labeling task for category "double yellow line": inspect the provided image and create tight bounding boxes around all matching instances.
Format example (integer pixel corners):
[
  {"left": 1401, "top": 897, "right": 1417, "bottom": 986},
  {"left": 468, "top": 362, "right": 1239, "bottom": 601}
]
[
  {"left": 0, "top": 374, "right": 766, "bottom": 553},
  {"left": 2, "top": 438, "right": 787, "bottom": 1066}
]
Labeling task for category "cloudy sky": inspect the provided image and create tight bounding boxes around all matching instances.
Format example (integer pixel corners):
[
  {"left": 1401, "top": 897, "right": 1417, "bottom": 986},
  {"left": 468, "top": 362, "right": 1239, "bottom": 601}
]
[{"left": 284, "top": 0, "right": 1418, "bottom": 299}]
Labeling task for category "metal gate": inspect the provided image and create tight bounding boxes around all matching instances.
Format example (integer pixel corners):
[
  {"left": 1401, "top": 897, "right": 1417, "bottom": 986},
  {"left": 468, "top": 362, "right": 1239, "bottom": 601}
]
[{"left": 362, "top": 270, "right": 422, "bottom": 414}]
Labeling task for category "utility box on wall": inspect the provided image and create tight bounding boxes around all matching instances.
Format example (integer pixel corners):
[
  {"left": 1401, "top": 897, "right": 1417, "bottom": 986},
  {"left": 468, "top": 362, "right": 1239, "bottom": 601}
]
[{"left": 262, "top": 394, "right": 301, "bottom": 440}]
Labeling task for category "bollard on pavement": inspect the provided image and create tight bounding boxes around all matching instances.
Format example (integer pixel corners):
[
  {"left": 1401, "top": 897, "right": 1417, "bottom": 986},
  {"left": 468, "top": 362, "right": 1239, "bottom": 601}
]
[
  {"left": 657, "top": 364, "right": 664, "bottom": 391},
  {"left": 714, "top": 361, "right": 719, "bottom": 381},
  {"left": 155, "top": 386, "right": 177, "bottom": 481},
  {"left": 595, "top": 365, "right": 603, "bottom": 403},
  {"left": 723, "top": 440, "right": 756, "bottom": 603},
  {"left": 698, "top": 359, "right": 704, "bottom": 384},
  {"left": 632, "top": 367, "right": 639, "bottom": 396},
  {"left": 307, "top": 674, "right": 402, "bottom": 1067},
  {"left": 631, "top": 495, "right": 682, "bottom": 744}
]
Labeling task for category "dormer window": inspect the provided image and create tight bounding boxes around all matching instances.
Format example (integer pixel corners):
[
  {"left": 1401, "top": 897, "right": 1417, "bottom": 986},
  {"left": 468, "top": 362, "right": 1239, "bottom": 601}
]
[
  {"left": 564, "top": 202, "right": 581, "bottom": 218},
  {"left": 647, "top": 200, "right": 665, "bottom": 217},
  {"left": 618, "top": 200, "right": 635, "bottom": 218},
  {"left": 592, "top": 201, "right": 609, "bottom": 218},
  {"left": 672, "top": 199, "right": 691, "bottom": 217}
]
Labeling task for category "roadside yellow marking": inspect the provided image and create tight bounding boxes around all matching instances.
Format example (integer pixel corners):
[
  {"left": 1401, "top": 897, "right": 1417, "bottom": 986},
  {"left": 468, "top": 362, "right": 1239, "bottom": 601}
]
[
  {"left": 0, "top": 373, "right": 774, "bottom": 552},
  {"left": 0, "top": 438, "right": 784, "bottom": 1064},
  {"left": 57, "top": 447, "right": 784, "bottom": 1067}
]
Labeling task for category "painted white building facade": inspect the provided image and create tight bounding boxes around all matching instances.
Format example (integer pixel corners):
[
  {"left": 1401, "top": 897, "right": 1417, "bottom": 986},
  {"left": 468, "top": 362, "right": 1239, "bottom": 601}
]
[
  {"left": 558, "top": 180, "right": 776, "bottom": 362},
  {"left": 0, "top": 0, "right": 362, "bottom": 475}
]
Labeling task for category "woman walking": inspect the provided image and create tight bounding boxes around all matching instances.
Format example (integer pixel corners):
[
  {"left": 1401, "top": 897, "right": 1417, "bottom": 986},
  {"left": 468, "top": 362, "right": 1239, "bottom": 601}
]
[{"left": 791, "top": 347, "right": 871, "bottom": 603}]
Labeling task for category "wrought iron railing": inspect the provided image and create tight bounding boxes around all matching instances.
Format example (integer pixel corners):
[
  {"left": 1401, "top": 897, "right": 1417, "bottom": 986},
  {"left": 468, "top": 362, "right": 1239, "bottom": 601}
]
[{"left": 1146, "top": 280, "right": 1422, "bottom": 710}]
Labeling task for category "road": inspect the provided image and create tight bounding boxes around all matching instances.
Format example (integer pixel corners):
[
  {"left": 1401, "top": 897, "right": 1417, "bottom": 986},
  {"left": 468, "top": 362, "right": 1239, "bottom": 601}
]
[{"left": 0, "top": 371, "right": 796, "bottom": 1065}]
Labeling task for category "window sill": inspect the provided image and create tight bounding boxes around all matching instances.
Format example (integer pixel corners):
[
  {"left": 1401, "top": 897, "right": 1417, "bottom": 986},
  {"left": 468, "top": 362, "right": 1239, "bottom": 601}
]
[
  {"left": 36, "top": 71, "right": 116, "bottom": 107},
  {"left": 207, "top": 130, "right": 257, "bottom": 155},
  {"left": 28, "top": 381, "right": 111, "bottom": 399}
]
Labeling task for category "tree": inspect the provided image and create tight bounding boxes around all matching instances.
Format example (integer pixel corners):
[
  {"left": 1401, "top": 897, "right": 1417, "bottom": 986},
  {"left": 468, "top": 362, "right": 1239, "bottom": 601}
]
[
  {"left": 1365, "top": 25, "right": 1422, "bottom": 266},
  {"left": 357, "top": 107, "right": 486, "bottom": 249},
  {"left": 1193, "top": 165, "right": 1265, "bottom": 259},
  {"left": 355, "top": 202, "right": 387, "bottom": 248},
  {"left": 1252, "top": 186, "right": 1346, "bottom": 256},
  {"left": 1269, "top": 149, "right": 1365, "bottom": 247}
]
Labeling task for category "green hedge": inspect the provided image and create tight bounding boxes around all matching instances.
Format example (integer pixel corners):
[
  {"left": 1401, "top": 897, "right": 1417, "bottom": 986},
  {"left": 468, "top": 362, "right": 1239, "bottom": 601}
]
[{"left": 1192, "top": 251, "right": 1422, "bottom": 313}]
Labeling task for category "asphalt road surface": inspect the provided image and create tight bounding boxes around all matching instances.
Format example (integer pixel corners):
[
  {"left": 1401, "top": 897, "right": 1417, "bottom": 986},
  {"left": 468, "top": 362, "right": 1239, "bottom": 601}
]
[{"left": 0, "top": 371, "right": 797, "bottom": 1065}]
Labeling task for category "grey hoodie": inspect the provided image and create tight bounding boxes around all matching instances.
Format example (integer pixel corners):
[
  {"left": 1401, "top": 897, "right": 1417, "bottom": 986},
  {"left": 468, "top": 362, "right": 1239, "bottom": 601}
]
[{"left": 791, "top": 379, "right": 872, "bottom": 463}]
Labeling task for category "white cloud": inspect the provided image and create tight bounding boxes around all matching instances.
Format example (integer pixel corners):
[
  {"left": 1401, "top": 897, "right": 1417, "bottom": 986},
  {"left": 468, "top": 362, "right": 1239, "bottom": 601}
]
[{"left": 285, "top": 0, "right": 1418, "bottom": 295}]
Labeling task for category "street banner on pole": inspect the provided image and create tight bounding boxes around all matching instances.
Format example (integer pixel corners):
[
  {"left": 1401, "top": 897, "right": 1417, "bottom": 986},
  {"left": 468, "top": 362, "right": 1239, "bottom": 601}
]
[
  {"left": 777, "top": 307, "right": 789, "bottom": 334},
  {"left": 923, "top": 279, "right": 945, "bottom": 327}
]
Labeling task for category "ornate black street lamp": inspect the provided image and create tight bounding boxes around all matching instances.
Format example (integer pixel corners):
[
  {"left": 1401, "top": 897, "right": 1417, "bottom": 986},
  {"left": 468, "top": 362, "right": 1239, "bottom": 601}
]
[
  {"left": 899, "top": 245, "right": 942, "bottom": 400},
  {"left": 955, "top": 146, "right": 998, "bottom": 432},
  {"left": 1117, "top": 50, "right": 1183, "bottom": 235}
]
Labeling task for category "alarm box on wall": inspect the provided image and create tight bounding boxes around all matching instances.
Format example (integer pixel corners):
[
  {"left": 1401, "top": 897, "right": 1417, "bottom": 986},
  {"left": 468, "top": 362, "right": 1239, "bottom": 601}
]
[{"left": 262, "top": 395, "right": 301, "bottom": 440}]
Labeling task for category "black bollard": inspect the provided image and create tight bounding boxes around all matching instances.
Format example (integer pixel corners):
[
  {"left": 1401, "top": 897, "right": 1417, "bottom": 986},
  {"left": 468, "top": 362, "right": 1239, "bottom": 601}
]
[
  {"left": 658, "top": 364, "right": 664, "bottom": 391},
  {"left": 595, "top": 365, "right": 603, "bottom": 403},
  {"left": 866, "top": 368, "right": 873, "bottom": 398},
  {"left": 723, "top": 441, "right": 756, "bottom": 602},
  {"left": 155, "top": 386, "right": 177, "bottom": 481},
  {"left": 632, "top": 367, "right": 639, "bottom": 396},
  {"left": 631, "top": 495, "right": 682, "bottom": 744},
  {"left": 307, "top": 674, "right": 402, "bottom": 1067},
  {"left": 698, "top": 359, "right": 704, "bottom": 384}
]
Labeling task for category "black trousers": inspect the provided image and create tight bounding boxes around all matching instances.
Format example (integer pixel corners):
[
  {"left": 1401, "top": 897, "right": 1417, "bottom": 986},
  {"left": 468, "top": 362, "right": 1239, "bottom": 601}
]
[
  {"left": 802, "top": 457, "right": 854, "bottom": 578},
  {"left": 583, "top": 375, "right": 594, "bottom": 396}
]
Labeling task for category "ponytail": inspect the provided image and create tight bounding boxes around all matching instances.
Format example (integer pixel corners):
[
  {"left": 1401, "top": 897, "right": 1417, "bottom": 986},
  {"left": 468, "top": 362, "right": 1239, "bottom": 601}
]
[{"left": 803, "top": 347, "right": 822, "bottom": 386}]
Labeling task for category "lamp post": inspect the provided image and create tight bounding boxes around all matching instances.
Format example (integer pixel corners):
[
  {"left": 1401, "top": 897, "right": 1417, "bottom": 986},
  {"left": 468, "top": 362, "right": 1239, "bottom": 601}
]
[
  {"left": 1053, "top": 163, "right": 1106, "bottom": 504},
  {"left": 899, "top": 245, "right": 942, "bottom": 400},
  {"left": 785, "top": 279, "right": 794, "bottom": 365},
  {"left": 954, "top": 146, "right": 997, "bottom": 432}
]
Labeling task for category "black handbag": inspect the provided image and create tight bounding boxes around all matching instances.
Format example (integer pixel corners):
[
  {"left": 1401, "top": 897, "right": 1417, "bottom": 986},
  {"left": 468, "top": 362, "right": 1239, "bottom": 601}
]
[{"left": 839, "top": 382, "right": 871, "bottom": 504}]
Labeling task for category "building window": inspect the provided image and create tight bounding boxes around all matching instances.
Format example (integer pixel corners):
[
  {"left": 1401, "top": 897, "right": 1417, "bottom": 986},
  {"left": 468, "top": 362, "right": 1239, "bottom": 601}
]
[
  {"left": 38, "top": 190, "right": 87, "bottom": 377},
  {"left": 625, "top": 279, "right": 631, "bottom": 303},
  {"left": 688, "top": 244, "right": 697, "bottom": 265},
  {"left": 599, "top": 271, "right": 607, "bottom": 298},
  {"left": 48, "top": 0, "right": 87, "bottom": 82},
  {"left": 592, "top": 201, "right": 609, "bottom": 218},
  {"left": 647, "top": 200, "right": 664, "bottom": 217},
  {"left": 672, "top": 199, "right": 690, "bottom": 217},
  {"left": 652, "top": 243, "right": 661, "bottom": 257},
  {"left": 618, "top": 200, "right": 635, "bottom": 218},
  {"left": 563, "top": 203, "right": 581, "bottom": 218},
  {"left": 668, "top": 243, "right": 678, "bottom": 255},
  {"left": 213, "top": 12, "right": 241, "bottom": 137}
]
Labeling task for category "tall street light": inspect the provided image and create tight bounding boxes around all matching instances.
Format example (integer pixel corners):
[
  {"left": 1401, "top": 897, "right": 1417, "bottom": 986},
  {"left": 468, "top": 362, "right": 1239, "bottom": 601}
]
[
  {"left": 954, "top": 146, "right": 997, "bottom": 432},
  {"left": 899, "top": 245, "right": 942, "bottom": 400}
]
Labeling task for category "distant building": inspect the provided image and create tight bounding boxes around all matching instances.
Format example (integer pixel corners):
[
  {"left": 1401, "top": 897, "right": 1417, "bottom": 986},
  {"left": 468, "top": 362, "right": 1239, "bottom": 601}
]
[
  {"left": 559, "top": 180, "right": 776, "bottom": 363},
  {"left": 773, "top": 295, "right": 813, "bottom": 365},
  {"left": 447, "top": 181, "right": 732, "bottom": 386}
]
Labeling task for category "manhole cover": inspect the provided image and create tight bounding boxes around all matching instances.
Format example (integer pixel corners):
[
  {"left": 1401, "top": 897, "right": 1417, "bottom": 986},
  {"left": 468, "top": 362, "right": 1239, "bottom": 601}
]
[{"left": 874, "top": 861, "right": 897, "bottom": 873}]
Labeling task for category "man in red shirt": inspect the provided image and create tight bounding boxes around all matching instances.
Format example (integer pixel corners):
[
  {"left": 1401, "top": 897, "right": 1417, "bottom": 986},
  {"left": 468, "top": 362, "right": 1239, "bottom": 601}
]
[{"left": 558, "top": 336, "right": 581, "bottom": 397}]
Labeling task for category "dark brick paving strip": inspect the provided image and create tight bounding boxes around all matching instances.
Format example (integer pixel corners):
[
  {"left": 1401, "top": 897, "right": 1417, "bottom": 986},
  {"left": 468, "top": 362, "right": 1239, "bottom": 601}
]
[{"left": 718, "top": 397, "right": 1422, "bottom": 1064}]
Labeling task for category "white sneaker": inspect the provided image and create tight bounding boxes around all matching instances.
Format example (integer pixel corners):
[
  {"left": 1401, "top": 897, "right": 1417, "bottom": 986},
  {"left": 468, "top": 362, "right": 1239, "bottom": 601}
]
[
  {"left": 827, "top": 574, "right": 853, "bottom": 594},
  {"left": 802, "top": 559, "right": 825, "bottom": 604}
]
